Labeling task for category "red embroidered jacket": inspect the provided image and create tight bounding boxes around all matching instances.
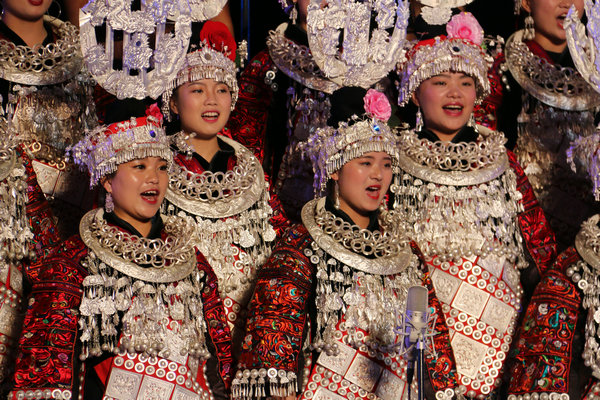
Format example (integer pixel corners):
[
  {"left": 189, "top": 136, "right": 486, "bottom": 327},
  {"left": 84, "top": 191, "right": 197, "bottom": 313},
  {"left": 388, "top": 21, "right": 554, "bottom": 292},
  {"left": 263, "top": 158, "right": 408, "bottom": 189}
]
[{"left": 10, "top": 225, "right": 233, "bottom": 399}]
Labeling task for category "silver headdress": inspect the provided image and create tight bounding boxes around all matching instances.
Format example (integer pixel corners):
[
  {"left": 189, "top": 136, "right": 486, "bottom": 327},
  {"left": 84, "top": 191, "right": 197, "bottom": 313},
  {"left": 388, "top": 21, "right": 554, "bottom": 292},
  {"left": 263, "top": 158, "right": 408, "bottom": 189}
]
[
  {"left": 69, "top": 105, "right": 172, "bottom": 187},
  {"left": 170, "top": 0, "right": 227, "bottom": 22},
  {"left": 565, "top": 2, "right": 600, "bottom": 99},
  {"left": 306, "top": 0, "right": 409, "bottom": 88},
  {"left": 79, "top": 0, "right": 192, "bottom": 100},
  {"left": 162, "top": 21, "right": 238, "bottom": 119},
  {"left": 398, "top": 12, "right": 491, "bottom": 106},
  {"left": 305, "top": 89, "right": 398, "bottom": 194},
  {"left": 418, "top": 0, "right": 476, "bottom": 25}
]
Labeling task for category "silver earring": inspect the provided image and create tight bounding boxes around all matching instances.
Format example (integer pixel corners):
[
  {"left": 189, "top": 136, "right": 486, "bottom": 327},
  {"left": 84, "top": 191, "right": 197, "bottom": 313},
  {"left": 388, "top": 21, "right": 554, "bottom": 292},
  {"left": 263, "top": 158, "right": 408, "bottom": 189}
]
[
  {"left": 291, "top": 1, "right": 298, "bottom": 24},
  {"left": 334, "top": 181, "right": 340, "bottom": 209},
  {"left": 468, "top": 113, "right": 479, "bottom": 133},
  {"left": 105, "top": 192, "right": 114, "bottom": 213},
  {"left": 415, "top": 107, "right": 423, "bottom": 131},
  {"left": 524, "top": 15, "right": 535, "bottom": 41}
]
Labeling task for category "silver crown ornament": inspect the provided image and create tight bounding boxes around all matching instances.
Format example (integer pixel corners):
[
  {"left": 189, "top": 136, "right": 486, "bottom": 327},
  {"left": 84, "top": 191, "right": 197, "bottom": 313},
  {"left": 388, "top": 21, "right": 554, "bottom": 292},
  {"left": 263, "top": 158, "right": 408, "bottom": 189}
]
[
  {"left": 565, "top": 1, "right": 600, "bottom": 96},
  {"left": 79, "top": 0, "right": 192, "bottom": 100},
  {"left": 306, "top": 0, "right": 409, "bottom": 89}
]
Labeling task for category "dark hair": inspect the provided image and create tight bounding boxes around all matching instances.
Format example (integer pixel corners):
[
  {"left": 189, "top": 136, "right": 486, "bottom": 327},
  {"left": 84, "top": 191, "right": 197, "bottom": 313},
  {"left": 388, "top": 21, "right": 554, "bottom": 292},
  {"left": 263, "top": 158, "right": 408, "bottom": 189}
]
[{"left": 327, "top": 87, "right": 368, "bottom": 128}]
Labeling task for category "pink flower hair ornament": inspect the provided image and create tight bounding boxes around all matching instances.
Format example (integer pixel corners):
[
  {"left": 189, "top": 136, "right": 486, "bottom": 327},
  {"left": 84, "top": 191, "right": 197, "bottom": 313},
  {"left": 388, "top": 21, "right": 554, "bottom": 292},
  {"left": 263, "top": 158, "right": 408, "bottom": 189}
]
[
  {"left": 363, "top": 89, "right": 392, "bottom": 122},
  {"left": 446, "top": 12, "right": 484, "bottom": 46}
]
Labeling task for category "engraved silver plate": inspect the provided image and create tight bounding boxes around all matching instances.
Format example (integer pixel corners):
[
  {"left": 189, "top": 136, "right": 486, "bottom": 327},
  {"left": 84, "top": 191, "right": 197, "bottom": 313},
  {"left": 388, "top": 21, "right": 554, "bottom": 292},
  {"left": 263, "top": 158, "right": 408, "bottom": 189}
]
[
  {"left": 105, "top": 368, "right": 143, "bottom": 400},
  {"left": 172, "top": 385, "right": 200, "bottom": 400},
  {"left": 480, "top": 296, "right": 515, "bottom": 334},
  {"left": 9, "top": 265, "right": 22, "bottom": 295},
  {"left": 345, "top": 352, "right": 384, "bottom": 392},
  {"left": 0, "top": 302, "right": 18, "bottom": 336},
  {"left": 138, "top": 375, "right": 175, "bottom": 399},
  {"left": 501, "top": 263, "right": 521, "bottom": 294},
  {"left": 317, "top": 341, "right": 356, "bottom": 376},
  {"left": 477, "top": 254, "right": 505, "bottom": 278},
  {"left": 451, "top": 283, "right": 490, "bottom": 319},
  {"left": 431, "top": 268, "right": 462, "bottom": 304},
  {"left": 451, "top": 333, "right": 488, "bottom": 379},
  {"left": 312, "top": 387, "right": 347, "bottom": 400},
  {"left": 31, "top": 160, "right": 60, "bottom": 197},
  {"left": 375, "top": 369, "right": 406, "bottom": 400}
]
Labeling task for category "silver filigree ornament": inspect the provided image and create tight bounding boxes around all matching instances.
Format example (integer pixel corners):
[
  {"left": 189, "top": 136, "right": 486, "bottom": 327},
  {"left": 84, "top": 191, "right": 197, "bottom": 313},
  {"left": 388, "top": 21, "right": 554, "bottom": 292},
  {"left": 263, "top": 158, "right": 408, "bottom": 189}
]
[
  {"left": 164, "top": 135, "right": 276, "bottom": 302},
  {"left": 169, "top": 0, "right": 226, "bottom": 22},
  {"left": 267, "top": 23, "right": 340, "bottom": 94},
  {"left": 77, "top": 209, "right": 211, "bottom": 361},
  {"left": 301, "top": 197, "right": 421, "bottom": 356},
  {"left": 569, "top": 215, "right": 600, "bottom": 380},
  {"left": 418, "top": 0, "right": 475, "bottom": 25},
  {"left": 565, "top": 1, "right": 600, "bottom": 98},
  {"left": 305, "top": 117, "right": 400, "bottom": 196},
  {"left": 69, "top": 114, "right": 172, "bottom": 187},
  {"left": 506, "top": 28, "right": 600, "bottom": 111},
  {"left": 79, "top": 0, "right": 192, "bottom": 100},
  {"left": 567, "top": 132, "right": 600, "bottom": 200},
  {"left": 306, "top": 0, "right": 409, "bottom": 88},
  {"left": 391, "top": 126, "right": 528, "bottom": 269}
]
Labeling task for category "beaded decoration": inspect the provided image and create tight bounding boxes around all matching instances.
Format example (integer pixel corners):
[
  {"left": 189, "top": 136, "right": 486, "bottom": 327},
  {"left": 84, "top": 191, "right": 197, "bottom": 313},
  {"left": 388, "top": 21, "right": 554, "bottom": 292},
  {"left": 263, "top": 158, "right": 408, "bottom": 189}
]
[
  {"left": 397, "top": 12, "right": 491, "bottom": 106},
  {"left": 68, "top": 106, "right": 172, "bottom": 187},
  {"left": 306, "top": 0, "right": 409, "bottom": 88},
  {"left": 304, "top": 90, "right": 399, "bottom": 195}
]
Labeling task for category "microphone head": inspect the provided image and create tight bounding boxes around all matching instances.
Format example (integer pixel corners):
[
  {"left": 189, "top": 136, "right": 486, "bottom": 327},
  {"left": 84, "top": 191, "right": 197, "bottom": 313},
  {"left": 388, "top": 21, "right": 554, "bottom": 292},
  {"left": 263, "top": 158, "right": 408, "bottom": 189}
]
[{"left": 406, "top": 286, "right": 428, "bottom": 313}]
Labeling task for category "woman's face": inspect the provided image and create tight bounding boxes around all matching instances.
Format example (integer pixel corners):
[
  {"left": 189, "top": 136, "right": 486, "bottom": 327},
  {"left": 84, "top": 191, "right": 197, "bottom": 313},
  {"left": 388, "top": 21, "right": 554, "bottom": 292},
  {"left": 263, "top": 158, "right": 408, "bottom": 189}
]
[
  {"left": 522, "top": 0, "right": 584, "bottom": 52},
  {"left": 412, "top": 72, "right": 477, "bottom": 141},
  {"left": 331, "top": 152, "right": 393, "bottom": 225},
  {"left": 2, "top": 0, "right": 52, "bottom": 22},
  {"left": 170, "top": 79, "right": 232, "bottom": 139},
  {"left": 102, "top": 157, "right": 169, "bottom": 231}
]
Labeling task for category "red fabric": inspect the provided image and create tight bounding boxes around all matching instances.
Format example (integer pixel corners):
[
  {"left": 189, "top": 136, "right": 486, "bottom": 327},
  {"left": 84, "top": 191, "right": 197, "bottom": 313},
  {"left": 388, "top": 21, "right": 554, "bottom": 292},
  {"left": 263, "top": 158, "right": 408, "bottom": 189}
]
[
  {"left": 509, "top": 150, "right": 557, "bottom": 276},
  {"left": 508, "top": 247, "right": 581, "bottom": 396},
  {"left": 226, "top": 50, "right": 276, "bottom": 163},
  {"left": 12, "top": 226, "right": 234, "bottom": 397}
]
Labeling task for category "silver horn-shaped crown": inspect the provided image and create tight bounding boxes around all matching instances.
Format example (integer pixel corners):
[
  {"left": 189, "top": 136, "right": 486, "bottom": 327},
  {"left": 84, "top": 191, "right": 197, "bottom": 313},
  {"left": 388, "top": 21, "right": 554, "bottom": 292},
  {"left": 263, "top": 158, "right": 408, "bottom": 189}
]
[
  {"left": 306, "top": 0, "right": 409, "bottom": 89},
  {"left": 80, "top": 0, "right": 192, "bottom": 100},
  {"left": 170, "top": 0, "right": 226, "bottom": 22},
  {"left": 565, "top": 1, "right": 600, "bottom": 95}
]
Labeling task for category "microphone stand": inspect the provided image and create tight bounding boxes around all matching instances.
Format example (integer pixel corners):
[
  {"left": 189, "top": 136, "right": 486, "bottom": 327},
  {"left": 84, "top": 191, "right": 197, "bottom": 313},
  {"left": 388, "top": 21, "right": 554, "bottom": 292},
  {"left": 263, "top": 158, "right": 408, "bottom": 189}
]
[{"left": 416, "top": 335, "right": 425, "bottom": 400}]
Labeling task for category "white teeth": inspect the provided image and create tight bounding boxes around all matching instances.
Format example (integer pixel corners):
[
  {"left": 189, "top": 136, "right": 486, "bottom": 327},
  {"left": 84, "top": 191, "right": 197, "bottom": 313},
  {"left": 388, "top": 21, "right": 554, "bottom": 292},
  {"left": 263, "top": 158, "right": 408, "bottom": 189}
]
[{"left": 202, "top": 112, "right": 219, "bottom": 118}]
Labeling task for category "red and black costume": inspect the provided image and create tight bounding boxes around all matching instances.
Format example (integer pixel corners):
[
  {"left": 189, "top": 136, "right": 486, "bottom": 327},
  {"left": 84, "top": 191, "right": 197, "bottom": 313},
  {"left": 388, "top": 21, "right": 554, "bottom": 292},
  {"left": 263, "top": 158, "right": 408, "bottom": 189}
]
[
  {"left": 164, "top": 133, "right": 288, "bottom": 362},
  {"left": 9, "top": 210, "right": 233, "bottom": 400}
]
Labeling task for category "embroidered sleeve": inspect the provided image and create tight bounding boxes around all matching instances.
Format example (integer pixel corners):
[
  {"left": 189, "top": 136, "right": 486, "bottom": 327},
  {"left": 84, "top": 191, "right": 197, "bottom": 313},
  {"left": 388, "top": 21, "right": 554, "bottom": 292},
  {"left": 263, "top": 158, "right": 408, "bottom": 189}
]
[
  {"left": 196, "top": 250, "right": 234, "bottom": 390},
  {"left": 265, "top": 173, "right": 290, "bottom": 238},
  {"left": 10, "top": 237, "right": 88, "bottom": 400},
  {"left": 227, "top": 50, "right": 276, "bottom": 163},
  {"left": 509, "top": 151, "right": 557, "bottom": 276},
  {"left": 507, "top": 249, "right": 581, "bottom": 398},
  {"left": 18, "top": 147, "right": 60, "bottom": 261},
  {"left": 474, "top": 52, "right": 505, "bottom": 131},
  {"left": 233, "top": 225, "right": 314, "bottom": 399}
]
